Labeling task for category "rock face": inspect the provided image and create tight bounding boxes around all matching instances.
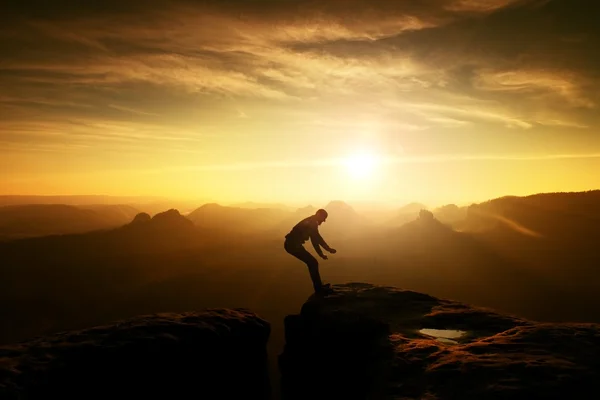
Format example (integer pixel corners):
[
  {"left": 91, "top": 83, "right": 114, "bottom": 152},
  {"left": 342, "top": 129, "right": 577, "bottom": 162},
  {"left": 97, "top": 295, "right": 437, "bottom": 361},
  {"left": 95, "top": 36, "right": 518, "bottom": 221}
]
[
  {"left": 279, "top": 283, "right": 600, "bottom": 399},
  {"left": 0, "top": 309, "right": 271, "bottom": 399}
]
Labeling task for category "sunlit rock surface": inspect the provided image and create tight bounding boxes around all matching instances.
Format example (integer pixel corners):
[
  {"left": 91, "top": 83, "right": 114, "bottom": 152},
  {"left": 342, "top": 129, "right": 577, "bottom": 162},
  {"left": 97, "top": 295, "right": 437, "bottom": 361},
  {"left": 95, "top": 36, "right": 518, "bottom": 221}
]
[
  {"left": 0, "top": 309, "right": 271, "bottom": 399},
  {"left": 280, "top": 283, "right": 600, "bottom": 399}
]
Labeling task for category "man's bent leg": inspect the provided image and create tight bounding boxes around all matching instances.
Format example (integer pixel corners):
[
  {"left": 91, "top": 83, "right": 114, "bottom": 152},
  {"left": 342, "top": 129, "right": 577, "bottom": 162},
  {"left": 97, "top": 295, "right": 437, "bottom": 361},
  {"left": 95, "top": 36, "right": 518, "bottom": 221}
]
[
  {"left": 305, "top": 256, "right": 323, "bottom": 293},
  {"left": 285, "top": 243, "right": 323, "bottom": 292}
]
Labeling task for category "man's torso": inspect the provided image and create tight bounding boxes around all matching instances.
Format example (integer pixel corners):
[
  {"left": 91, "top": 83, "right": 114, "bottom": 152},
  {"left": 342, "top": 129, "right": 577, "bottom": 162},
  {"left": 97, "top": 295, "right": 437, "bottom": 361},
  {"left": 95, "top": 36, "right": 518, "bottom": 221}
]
[{"left": 285, "top": 215, "right": 318, "bottom": 245}]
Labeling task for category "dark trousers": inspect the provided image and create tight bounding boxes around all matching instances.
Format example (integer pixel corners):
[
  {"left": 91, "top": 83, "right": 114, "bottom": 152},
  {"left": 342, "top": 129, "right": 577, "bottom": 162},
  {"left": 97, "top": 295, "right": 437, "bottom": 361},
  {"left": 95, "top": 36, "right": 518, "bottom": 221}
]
[{"left": 284, "top": 240, "right": 323, "bottom": 292}]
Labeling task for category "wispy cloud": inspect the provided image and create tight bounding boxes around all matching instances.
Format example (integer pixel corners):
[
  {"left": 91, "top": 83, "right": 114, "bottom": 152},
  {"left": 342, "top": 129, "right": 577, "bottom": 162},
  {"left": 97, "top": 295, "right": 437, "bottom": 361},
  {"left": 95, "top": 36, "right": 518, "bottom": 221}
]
[
  {"left": 108, "top": 104, "right": 161, "bottom": 116},
  {"left": 445, "top": 0, "right": 529, "bottom": 13},
  {"left": 0, "top": 0, "right": 598, "bottom": 165},
  {"left": 135, "top": 152, "right": 600, "bottom": 173},
  {"left": 390, "top": 153, "right": 600, "bottom": 163},
  {"left": 399, "top": 101, "right": 534, "bottom": 129},
  {"left": 474, "top": 69, "right": 595, "bottom": 108}
]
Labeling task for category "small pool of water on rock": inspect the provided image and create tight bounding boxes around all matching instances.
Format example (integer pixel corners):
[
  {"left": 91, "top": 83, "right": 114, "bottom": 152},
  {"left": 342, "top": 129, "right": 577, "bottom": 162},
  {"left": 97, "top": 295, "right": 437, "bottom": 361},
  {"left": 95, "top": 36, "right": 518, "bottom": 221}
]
[{"left": 419, "top": 329, "right": 466, "bottom": 344}]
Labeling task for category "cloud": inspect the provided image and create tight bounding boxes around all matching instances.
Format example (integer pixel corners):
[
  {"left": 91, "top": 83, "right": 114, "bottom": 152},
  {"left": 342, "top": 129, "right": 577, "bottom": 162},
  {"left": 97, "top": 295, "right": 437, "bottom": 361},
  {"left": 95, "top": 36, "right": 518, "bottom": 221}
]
[
  {"left": 534, "top": 119, "right": 589, "bottom": 129},
  {"left": 398, "top": 101, "right": 534, "bottom": 129},
  {"left": 2, "top": 54, "right": 294, "bottom": 100},
  {"left": 128, "top": 151, "right": 600, "bottom": 175},
  {"left": 445, "top": 0, "right": 529, "bottom": 12},
  {"left": 396, "top": 153, "right": 600, "bottom": 162},
  {"left": 427, "top": 117, "right": 472, "bottom": 127},
  {"left": 1, "top": 0, "right": 599, "bottom": 157},
  {"left": 108, "top": 104, "right": 161, "bottom": 116},
  {"left": 0, "top": 118, "right": 212, "bottom": 152},
  {"left": 474, "top": 69, "right": 595, "bottom": 108}
]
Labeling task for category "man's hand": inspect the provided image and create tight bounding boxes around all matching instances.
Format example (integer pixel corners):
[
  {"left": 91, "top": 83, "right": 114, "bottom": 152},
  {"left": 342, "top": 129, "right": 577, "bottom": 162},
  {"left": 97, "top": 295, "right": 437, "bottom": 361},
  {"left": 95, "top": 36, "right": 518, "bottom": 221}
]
[
  {"left": 320, "top": 254, "right": 328, "bottom": 260},
  {"left": 328, "top": 248, "right": 337, "bottom": 254}
]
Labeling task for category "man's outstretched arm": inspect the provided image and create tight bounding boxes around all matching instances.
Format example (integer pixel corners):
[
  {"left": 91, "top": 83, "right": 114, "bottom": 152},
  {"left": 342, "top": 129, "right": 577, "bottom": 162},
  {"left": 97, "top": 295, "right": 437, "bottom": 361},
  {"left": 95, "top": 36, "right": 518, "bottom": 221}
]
[
  {"left": 310, "top": 235, "right": 327, "bottom": 259},
  {"left": 315, "top": 230, "right": 333, "bottom": 252},
  {"left": 310, "top": 229, "right": 336, "bottom": 258}
]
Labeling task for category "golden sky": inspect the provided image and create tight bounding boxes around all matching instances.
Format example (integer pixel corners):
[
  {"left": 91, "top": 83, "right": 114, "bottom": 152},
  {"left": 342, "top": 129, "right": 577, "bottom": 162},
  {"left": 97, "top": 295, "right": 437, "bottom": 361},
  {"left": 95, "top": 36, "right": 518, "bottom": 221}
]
[{"left": 1, "top": 0, "right": 599, "bottom": 206}]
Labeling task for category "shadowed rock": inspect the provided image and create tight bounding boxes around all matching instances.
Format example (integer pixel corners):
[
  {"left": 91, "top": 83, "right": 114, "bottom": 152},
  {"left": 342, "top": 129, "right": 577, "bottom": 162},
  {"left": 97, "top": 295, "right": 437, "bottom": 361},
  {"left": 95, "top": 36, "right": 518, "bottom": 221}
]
[
  {"left": 0, "top": 309, "right": 271, "bottom": 399},
  {"left": 280, "top": 283, "right": 600, "bottom": 399}
]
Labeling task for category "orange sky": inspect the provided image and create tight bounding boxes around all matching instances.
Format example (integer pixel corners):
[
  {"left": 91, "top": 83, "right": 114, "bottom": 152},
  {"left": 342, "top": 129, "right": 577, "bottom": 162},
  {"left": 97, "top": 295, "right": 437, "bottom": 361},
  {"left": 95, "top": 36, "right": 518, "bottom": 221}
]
[{"left": 1, "top": 0, "right": 599, "bottom": 207}]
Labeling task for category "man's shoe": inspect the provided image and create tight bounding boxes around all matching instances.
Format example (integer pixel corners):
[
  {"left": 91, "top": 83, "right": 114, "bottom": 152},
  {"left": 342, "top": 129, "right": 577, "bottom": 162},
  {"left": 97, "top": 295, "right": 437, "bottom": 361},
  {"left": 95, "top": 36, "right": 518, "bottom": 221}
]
[{"left": 316, "top": 284, "right": 334, "bottom": 296}]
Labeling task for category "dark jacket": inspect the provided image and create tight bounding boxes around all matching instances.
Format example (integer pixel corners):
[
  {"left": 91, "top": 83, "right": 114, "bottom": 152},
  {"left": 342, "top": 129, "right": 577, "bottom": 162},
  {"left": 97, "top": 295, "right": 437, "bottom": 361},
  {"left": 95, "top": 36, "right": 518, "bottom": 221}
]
[{"left": 285, "top": 215, "right": 332, "bottom": 257}]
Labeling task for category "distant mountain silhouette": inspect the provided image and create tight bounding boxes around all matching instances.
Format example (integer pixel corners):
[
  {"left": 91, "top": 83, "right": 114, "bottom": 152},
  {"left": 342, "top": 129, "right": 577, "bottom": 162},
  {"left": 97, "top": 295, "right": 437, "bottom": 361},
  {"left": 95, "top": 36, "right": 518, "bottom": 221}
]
[
  {"left": 229, "top": 201, "right": 294, "bottom": 211},
  {"left": 0, "top": 209, "right": 203, "bottom": 266},
  {"left": 386, "top": 202, "right": 428, "bottom": 226},
  {"left": 511, "top": 190, "right": 600, "bottom": 219},
  {"left": 0, "top": 195, "right": 204, "bottom": 217},
  {"left": 0, "top": 207, "right": 244, "bottom": 344},
  {"left": 341, "top": 193, "right": 600, "bottom": 322},
  {"left": 0, "top": 204, "right": 139, "bottom": 240},
  {"left": 295, "top": 205, "right": 318, "bottom": 215},
  {"left": 319, "top": 200, "right": 371, "bottom": 239},
  {"left": 451, "top": 192, "right": 600, "bottom": 309},
  {"left": 460, "top": 190, "right": 600, "bottom": 238},
  {"left": 273, "top": 200, "right": 371, "bottom": 240},
  {"left": 187, "top": 203, "right": 290, "bottom": 233},
  {"left": 100, "top": 209, "right": 202, "bottom": 252},
  {"left": 324, "top": 200, "right": 358, "bottom": 214},
  {"left": 270, "top": 205, "right": 319, "bottom": 236},
  {"left": 137, "top": 208, "right": 194, "bottom": 229},
  {"left": 79, "top": 204, "right": 139, "bottom": 219},
  {"left": 130, "top": 212, "right": 152, "bottom": 224},
  {"left": 432, "top": 203, "right": 468, "bottom": 225},
  {"left": 399, "top": 202, "right": 428, "bottom": 214}
]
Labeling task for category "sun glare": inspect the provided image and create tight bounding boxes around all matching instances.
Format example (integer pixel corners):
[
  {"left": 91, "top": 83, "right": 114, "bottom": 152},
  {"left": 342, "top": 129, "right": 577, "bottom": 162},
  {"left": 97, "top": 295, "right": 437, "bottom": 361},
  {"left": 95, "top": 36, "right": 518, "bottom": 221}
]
[{"left": 344, "top": 153, "right": 379, "bottom": 180}]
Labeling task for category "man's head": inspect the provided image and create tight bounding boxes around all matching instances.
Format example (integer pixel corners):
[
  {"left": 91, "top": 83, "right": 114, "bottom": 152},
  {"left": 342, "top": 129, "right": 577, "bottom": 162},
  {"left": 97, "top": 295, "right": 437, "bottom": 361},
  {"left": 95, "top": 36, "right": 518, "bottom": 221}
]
[{"left": 315, "top": 209, "right": 328, "bottom": 225}]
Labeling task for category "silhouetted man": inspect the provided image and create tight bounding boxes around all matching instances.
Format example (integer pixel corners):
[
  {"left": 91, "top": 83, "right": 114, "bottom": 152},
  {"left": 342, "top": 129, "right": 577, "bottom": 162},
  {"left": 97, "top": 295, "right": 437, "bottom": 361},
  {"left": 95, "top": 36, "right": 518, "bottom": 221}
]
[{"left": 284, "top": 209, "right": 337, "bottom": 295}]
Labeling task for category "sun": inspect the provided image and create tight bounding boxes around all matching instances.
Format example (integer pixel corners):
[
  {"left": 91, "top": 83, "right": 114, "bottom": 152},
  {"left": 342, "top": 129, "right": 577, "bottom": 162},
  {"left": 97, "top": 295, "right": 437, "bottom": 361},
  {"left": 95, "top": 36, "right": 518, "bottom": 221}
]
[{"left": 343, "top": 153, "right": 379, "bottom": 180}]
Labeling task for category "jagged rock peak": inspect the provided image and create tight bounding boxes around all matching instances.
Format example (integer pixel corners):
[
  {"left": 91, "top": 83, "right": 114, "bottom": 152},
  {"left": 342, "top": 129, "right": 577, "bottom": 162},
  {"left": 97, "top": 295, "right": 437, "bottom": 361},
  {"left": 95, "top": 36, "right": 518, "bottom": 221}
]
[
  {"left": 150, "top": 209, "right": 194, "bottom": 228},
  {"left": 131, "top": 212, "right": 151, "bottom": 224},
  {"left": 418, "top": 208, "right": 435, "bottom": 220},
  {"left": 152, "top": 208, "right": 182, "bottom": 220}
]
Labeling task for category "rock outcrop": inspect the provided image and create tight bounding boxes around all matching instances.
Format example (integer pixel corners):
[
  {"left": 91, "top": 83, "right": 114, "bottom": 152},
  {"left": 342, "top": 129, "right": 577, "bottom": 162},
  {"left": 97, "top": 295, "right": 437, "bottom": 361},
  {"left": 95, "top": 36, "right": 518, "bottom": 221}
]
[
  {"left": 130, "top": 211, "right": 152, "bottom": 224},
  {"left": 113, "top": 208, "right": 199, "bottom": 252},
  {"left": 418, "top": 209, "right": 435, "bottom": 221},
  {"left": 0, "top": 309, "right": 271, "bottom": 399},
  {"left": 150, "top": 209, "right": 194, "bottom": 229},
  {"left": 280, "top": 283, "right": 600, "bottom": 399},
  {"left": 123, "top": 209, "right": 193, "bottom": 231}
]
